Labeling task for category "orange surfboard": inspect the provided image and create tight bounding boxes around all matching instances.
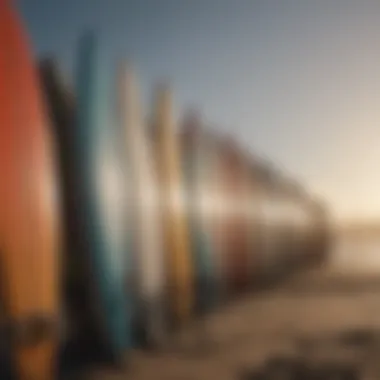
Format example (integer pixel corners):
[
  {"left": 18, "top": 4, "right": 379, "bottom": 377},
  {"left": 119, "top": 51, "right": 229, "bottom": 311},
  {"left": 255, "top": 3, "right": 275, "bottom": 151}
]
[{"left": 0, "top": 1, "right": 61, "bottom": 379}]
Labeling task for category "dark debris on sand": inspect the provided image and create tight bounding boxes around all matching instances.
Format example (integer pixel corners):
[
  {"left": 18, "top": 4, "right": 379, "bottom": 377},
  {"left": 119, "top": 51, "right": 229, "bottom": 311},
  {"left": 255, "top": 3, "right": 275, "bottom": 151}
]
[{"left": 238, "top": 328, "right": 380, "bottom": 380}]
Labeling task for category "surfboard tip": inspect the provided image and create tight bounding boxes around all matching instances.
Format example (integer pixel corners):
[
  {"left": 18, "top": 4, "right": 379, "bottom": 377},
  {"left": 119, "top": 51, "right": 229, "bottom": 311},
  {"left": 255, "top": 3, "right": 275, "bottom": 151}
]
[{"left": 39, "top": 56, "right": 59, "bottom": 74}]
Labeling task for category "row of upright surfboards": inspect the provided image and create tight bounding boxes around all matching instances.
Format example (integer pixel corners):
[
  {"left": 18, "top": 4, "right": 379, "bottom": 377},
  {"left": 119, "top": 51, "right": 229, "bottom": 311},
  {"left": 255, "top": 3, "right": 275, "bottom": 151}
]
[{"left": 0, "top": 1, "right": 330, "bottom": 379}]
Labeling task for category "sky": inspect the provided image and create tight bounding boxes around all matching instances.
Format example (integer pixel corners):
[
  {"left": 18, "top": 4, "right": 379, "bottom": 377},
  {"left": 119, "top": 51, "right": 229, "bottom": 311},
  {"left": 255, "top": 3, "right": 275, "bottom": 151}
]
[{"left": 17, "top": 0, "right": 380, "bottom": 223}]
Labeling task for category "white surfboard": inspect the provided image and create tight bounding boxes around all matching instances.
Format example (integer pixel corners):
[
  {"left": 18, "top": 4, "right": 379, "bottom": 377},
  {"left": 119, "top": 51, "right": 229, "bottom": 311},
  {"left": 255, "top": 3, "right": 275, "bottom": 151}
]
[{"left": 118, "top": 65, "right": 166, "bottom": 347}]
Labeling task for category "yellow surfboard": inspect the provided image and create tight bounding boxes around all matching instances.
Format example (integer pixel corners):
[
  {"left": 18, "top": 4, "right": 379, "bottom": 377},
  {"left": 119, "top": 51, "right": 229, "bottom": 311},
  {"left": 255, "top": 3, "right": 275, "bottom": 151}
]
[{"left": 152, "top": 85, "right": 193, "bottom": 326}]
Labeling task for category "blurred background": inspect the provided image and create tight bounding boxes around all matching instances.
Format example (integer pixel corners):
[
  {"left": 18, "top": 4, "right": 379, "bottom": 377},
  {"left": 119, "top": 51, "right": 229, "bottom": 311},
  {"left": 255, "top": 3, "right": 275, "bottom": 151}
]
[{"left": 19, "top": 0, "right": 380, "bottom": 221}]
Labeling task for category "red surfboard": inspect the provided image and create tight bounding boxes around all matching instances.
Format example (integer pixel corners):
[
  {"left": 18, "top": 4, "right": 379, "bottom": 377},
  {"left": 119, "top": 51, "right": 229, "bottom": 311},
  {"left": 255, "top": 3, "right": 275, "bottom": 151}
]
[{"left": 0, "top": 1, "right": 61, "bottom": 379}]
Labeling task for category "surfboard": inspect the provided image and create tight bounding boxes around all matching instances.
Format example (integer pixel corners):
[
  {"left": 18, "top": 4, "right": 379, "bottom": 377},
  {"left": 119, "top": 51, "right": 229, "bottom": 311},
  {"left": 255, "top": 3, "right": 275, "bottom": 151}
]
[
  {"left": 39, "top": 58, "right": 118, "bottom": 373},
  {"left": 72, "top": 31, "right": 132, "bottom": 360},
  {"left": 117, "top": 65, "right": 166, "bottom": 347},
  {"left": 297, "top": 198, "right": 313, "bottom": 268},
  {"left": 245, "top": 163, "right": 268, "bottom": 287},
  {"left": 279, "top": 180, "right": 303, "bottom": 272},
  {"left": 181, "top": 113, "right": 217, "bottom": 314},
  {"left": 38, "top": 59, "right": 77, "bottom": 369},
  {"left": 152, "top": 86, "right": 194, "bottom": 326},
  {"left": 218, "top": 140, "right": 251, "bottom": 296},
  {"left": 272, "top": 182, "right": 292, "bottom": 272},
  {"left": 205, "top": 133, "right": 231, "bottom": 302},
  {"left": 0, "top": 1, "right": 61, "bottom": 379},
  {"left": 308, "top": 199, "right": 330, "bottom": 265},
  {"left": 242, "top": 158, "right": 262, "bottom": 285},
  {"left": 253, "top": 165, "right": 286, "bottom": 282},
  {"left": 299, "top": 198, "right": 313, "bottom": 266},
  {"left": 287, "top": 188, "right": 308, "bottom": 269},
  {"left": 268, "top": 185, "right": 292, "bottom": 278}
]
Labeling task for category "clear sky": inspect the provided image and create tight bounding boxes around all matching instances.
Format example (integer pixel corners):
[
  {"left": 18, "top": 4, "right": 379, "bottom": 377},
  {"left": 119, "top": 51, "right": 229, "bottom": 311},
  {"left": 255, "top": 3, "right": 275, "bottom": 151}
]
[{"left": 17, "top": 0, "right": 380, "bottom": 223}]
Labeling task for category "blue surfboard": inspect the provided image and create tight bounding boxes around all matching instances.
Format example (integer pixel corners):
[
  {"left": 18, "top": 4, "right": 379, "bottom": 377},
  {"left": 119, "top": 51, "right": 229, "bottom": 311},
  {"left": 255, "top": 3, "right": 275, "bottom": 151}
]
[{"left": 74, "top": 31, "right": 132, "bottom": 360}]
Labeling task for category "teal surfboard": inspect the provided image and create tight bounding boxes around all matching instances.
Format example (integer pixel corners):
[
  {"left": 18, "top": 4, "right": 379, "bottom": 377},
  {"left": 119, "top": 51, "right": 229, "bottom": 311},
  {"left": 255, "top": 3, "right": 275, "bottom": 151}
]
[{"left": 73, "top": 31, "right": 132, "bottom": 360}]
